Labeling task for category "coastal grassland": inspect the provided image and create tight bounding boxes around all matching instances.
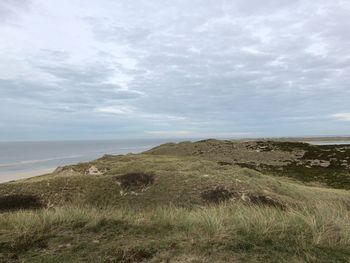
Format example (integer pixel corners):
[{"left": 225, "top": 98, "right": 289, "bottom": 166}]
[
  {"left": 1, "top": 201, "right": 350, "bottom": 262},
  {"left": 1, "top": 154, "right": 349, "bottom": 209},
  {"left": 1, "top": 144, "right": 350, "bottom": 262},
  {"left": 146, "top": 140, "right": 350, "bottom": 189}
]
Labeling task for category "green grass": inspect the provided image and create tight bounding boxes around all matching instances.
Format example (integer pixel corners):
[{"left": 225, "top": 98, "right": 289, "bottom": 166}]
[
  {"left": 1, "top": 154, "right": 349, "bottom": 209},
  {"left": 1, "top": 201, "right": 350, "bottom": 262},
  {"left": 1, "top": 140, "right": 350, "bottom": 262},
  {"left": 147, "top": 140, "right": 350, "bottom": 189}
]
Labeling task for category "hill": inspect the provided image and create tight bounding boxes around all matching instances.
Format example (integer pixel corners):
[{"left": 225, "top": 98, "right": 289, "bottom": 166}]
[
  {"left": 0, "top": 140, "right": 350, "bottom": 262},
  {"left": 146, "top": 139, "right": 350, "bottom": 189}
]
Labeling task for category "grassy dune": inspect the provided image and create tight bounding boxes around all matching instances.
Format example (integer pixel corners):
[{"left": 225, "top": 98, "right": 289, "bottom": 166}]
[
  {"left": 1, "top": 202, "right": 350, "bottom": 262},
  {"left": 1, "top": 140, "right": 350, "bottom": 262}
]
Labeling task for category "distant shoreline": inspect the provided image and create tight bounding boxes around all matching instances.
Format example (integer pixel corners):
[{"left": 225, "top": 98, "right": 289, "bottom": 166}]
[
  {"left": 0, "top": 167, "right": 55, "bottom": 183},
  {"left": 0, "top": 139, "right": 167, "bottom": 184}
]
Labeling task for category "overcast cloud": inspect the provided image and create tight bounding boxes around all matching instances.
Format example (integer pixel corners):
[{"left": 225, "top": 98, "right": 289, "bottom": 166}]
[{"left": 0, "top": 0, "right": 349, "bottom": 141}]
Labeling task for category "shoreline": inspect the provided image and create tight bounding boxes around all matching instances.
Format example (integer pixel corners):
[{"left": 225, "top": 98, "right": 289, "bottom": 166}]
[{"left": 0, "top": 167, "right": 56, "bottom": 184}]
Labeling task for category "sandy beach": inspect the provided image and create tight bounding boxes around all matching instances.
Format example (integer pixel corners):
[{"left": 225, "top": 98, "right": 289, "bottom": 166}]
[{"left": 0, "top": 168, "right": 55, "bottom": 183}]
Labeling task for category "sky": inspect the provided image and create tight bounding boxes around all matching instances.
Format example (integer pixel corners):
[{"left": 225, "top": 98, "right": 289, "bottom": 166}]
[{"left": 0, "top": 0, "right": 350, "bottom": 141}]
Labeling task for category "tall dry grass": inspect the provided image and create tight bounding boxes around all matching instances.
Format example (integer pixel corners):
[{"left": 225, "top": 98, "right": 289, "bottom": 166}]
[{"left": 1, "top": 200, "right": 349, "bottom": 257}]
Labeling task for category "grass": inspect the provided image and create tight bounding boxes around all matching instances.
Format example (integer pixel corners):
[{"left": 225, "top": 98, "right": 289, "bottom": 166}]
[
  {"left": 1, "top": 201, "right": 350, "bottom": 262},
  {"left": 1, "top": 154, "right": 349, "bottom": 209},
  {"left": 1, "top": 140, "right": 350, "bottom": 262},
  {"left": 147, "top": 140, "right": 350, "bottom": 189}
]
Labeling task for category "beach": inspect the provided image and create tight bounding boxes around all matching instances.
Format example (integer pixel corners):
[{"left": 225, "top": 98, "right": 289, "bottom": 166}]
[{"left": 0, "top": 168, "right": 55, "bottom": 183}]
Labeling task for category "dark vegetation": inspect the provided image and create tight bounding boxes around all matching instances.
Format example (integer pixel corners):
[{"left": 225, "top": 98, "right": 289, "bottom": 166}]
[
  {"left": 201, "top": 186, "right": 235, "bottom": 203},
  {"left": 201, "top": 186, "right": 287, "bottom": 209},
  {"left": 114, "top": 172, "right": 155, "bottom": 192},
  {"left": 0, "top": 194, "right": 43, "bottom": 212},
  {"left": 259, "top": 142, "right": 350, "bottom": 189}
]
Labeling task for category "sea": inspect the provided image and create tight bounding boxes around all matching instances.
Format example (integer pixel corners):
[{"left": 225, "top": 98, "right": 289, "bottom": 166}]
[{"left": 0, "top": 139, "right": 179, "bottom": 183}]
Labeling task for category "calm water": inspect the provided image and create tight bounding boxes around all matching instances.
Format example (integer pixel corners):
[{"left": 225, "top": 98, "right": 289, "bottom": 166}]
[{"left": 0, "top": 139, "right": 176, "bottom": 182}]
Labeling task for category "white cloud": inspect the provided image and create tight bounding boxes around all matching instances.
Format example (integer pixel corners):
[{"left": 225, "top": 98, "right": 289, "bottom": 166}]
[
  {"left": 332, "top": 113, "right": 350, "bottom": 121},
  {"left": 0, "top": 0, "right": 350, "bottom": 140},
  {"left": 305, "top": 42, "right": 328, "bottom": 57},
  {"left": 145, "top": 130, "right": 255, "bottom": 138},
  {"left": 142, "top": 114, "right": 186, "bottom": 122},
  {"left": 95, "top": 105, "right": 135, "bottom": 115},
  {"left": 94, "top": 105, "right": 187, "bottom": 123},
  {"left": 146, "top": 130, "right": 191, "bottom": 136},
  {"left": 241, "top": 47, "right": 266, "bottom": 55}
]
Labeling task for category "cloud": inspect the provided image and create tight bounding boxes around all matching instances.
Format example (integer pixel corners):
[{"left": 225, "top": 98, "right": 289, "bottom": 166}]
[
  {"left": 0, "top": 0, "right": 31, "bottom": 23},
  {"left": 95, "top": 104, "right": 187, "bottom": 123},
  {"left": 145, "top": 130, "right": 254, "bottom": 139},
  {"left": 146, "top": 130, "right": 191, "bottom": 136},
  {"left": 95, "top": 105, "right": 135, "bottom": 115},
  {"left": 332, "top": 113, "right": 350, "bottom": 121},
  {"left": 112, "top": 88, "right": 144, "bottom": 99},
  {"left": 0, "top": 0, "right": 350, "bottom": 140}
]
